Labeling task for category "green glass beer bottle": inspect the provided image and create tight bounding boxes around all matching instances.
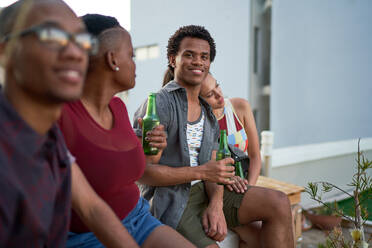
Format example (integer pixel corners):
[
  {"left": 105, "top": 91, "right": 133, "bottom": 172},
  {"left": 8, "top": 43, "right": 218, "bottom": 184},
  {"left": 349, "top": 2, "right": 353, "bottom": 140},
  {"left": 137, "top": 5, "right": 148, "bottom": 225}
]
[
  {"left": 235, "top": 160, "right": 245, "bottom": 179},
  {"left": 216, "top": 130, "right": 232, "bottom": 185},
  {"left": 142, "top": 93, "right": 160, "bottom": 155}
]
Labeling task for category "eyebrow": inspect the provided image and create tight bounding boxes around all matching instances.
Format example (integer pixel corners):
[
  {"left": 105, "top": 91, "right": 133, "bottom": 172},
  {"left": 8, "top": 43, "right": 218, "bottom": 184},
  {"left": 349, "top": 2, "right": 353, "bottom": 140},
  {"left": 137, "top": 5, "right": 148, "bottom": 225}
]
[
  {"left": 208, "top": 81, "right": 219, "bottom": 94},
  {"left": 39, "top": 21, "right": 87, "bottom": 33},
  {"left": 38, "top": 21, "right": 62, "bottom": 28},
  {"left": 183, "top": 50, "right": 194, "bottom": 54},
  {"left": 183, "top": 50, "right": 210, "bottom": 55}
]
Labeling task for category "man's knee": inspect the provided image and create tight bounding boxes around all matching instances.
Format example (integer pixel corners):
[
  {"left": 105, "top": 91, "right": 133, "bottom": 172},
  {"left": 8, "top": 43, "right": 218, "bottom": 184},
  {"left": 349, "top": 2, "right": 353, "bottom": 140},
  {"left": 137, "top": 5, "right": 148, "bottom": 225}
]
[
  {"left": 241, "top": 188, "right": 291, "bottom": 217},
  {"left": 267, "top": 190, "right": 291, "bottom": 218}
]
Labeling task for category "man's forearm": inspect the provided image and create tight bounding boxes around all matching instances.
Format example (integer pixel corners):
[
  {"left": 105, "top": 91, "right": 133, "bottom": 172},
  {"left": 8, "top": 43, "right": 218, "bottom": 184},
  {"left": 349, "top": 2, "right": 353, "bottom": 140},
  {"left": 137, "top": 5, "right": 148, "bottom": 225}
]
[
  {"left": 204, "top": 150, "right": 224, "bottom": 206},
  {"left": 204, "top": 181, "right": 224, "bottom": 207},
  {"left": 139, "top": 163, "right": 203, "bottom": 186},
  {"left": 139, "top": 151, "right": 235, "bottom": 187}
]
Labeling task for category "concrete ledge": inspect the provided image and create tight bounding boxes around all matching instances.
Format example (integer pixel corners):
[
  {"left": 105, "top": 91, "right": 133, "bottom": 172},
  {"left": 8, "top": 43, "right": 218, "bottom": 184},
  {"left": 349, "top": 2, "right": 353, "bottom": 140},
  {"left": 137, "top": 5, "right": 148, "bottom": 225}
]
[
  {"left": 272, "top": 137, "right": 372, "bottom": 168},
  {"left": 217, "top": 229, "right": 239, "bottom": 248}
]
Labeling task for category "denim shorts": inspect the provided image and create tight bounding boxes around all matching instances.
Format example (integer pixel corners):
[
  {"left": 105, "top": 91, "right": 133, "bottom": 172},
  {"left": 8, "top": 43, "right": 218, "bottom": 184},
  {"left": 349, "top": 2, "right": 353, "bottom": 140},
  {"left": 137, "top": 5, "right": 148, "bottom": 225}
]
[{"left": 66, "top": 197, "right": 163, "bottom": 247}]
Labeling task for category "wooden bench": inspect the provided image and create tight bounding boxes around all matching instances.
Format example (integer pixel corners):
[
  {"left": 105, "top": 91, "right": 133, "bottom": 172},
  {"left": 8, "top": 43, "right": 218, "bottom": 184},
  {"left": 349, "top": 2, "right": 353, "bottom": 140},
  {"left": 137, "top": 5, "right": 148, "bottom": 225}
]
[{"left": 218, "top": 176, "right": 305, "bottom": 247}]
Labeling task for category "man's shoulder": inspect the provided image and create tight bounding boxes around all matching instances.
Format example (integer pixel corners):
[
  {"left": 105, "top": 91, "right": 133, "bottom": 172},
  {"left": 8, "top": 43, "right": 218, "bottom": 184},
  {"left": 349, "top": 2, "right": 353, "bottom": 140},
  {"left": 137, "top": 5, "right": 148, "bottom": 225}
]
[
  {"left": 158, "top": 83, "right": 177, "bottom": 97},
  {"left": 156, "top": 86, "right": 176, "bottom": 107}
]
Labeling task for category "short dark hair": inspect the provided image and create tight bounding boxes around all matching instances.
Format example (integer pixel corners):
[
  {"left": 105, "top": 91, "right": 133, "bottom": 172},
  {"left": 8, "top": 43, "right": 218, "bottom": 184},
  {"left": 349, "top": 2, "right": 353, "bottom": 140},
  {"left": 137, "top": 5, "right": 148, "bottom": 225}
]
[
  {"left": 81, "top": 14, "right": 120, "bottom": 36},
  {"left": 166, "top": 25, "right": 216, "bottom": 71},
  {"left": 0, "top": 0, "right": 25, "bottom": 38},
  {"left": 81, "top": 14, "right": 125, "bottom": 72}
]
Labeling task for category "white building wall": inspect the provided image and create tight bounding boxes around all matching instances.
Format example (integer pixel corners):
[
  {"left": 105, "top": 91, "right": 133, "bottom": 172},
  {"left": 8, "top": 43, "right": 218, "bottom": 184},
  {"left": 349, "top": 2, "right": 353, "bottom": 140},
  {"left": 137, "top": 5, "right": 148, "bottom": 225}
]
[
  {"left": 271, "top": 0, "right": 372, "bottom": 148},
  {"left": 128, "top": 0, "right": 250, "bottom": 122},
  {"left": 270, "top": 137, "right": 372, "bottom": 208}
]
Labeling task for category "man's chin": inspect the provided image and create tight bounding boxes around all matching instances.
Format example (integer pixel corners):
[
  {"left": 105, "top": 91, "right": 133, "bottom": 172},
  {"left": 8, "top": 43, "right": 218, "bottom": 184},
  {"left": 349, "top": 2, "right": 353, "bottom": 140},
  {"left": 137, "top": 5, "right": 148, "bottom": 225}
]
[
  {"left": 187, "top": 78, "right": 203, "bottom": 86},
  {"left": 50, "top": 92, "right": 82, "bottom": 104}
]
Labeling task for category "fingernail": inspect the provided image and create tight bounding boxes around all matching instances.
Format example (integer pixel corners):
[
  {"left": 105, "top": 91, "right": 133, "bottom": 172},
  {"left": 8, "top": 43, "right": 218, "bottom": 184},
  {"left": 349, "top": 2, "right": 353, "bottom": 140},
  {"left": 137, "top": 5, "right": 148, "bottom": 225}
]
[{"left": 145, "top": 137, "right": 149, "bottom": 141}]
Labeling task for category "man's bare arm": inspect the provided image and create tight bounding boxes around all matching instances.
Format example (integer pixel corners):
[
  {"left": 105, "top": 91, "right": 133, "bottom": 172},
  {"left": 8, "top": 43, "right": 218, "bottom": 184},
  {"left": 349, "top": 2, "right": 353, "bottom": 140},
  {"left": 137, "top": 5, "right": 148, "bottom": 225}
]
[
  {"left": 71, "top": 163, "right": 139, "bottom": 248},
  {"left": 202, "top": 151, "right": 228, "bottom": 242},
  {"left": 138, "top": 158, "right": 235, "bottom": 186}
]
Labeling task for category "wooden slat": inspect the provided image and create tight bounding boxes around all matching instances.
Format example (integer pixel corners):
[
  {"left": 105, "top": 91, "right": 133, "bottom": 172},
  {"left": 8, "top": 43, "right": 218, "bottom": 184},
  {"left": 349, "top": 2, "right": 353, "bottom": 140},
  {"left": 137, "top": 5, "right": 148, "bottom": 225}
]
[{"left": 256, "top": 176, "right": 305, "bottom": 205}]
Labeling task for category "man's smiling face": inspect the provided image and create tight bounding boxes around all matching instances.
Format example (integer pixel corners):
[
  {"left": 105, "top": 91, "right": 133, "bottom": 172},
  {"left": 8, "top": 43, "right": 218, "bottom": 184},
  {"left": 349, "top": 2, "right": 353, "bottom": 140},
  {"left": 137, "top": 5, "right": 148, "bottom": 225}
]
[
  {"left": 170, "top": 37, "right": 211, "bottom": 87},
  {"left": 4, "top": 0, "right": 89, "bottom": 104}
]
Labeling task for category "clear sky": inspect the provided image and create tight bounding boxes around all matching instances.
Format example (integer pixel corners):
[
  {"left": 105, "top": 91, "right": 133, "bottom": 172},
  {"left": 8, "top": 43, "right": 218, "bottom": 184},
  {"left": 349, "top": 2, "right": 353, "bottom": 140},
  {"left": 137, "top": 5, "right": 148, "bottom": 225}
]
[{"left": 0, "top": 0, "right": 131, "bottom": 30}]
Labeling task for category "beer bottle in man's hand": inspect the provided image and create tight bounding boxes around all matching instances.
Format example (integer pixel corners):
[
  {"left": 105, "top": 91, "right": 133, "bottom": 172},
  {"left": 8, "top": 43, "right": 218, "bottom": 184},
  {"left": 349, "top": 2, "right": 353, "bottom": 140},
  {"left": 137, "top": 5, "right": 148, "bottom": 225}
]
[
  {"left": 235, "top": 160, "right": 245, "bottom": 179},
  {"left": 142, "top": 93, "right": 160, "bottom": 155},
  {"left": 216, "top": 130, "right": 233, "bottom": 184}
]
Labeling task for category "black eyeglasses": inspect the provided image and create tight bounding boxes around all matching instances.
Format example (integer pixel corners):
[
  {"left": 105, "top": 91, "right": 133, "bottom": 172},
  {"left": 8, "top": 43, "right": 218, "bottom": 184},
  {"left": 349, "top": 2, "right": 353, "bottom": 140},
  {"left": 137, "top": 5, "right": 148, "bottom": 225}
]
[{"left": 2, "top": 24, "right": 99, "bottom": 55}]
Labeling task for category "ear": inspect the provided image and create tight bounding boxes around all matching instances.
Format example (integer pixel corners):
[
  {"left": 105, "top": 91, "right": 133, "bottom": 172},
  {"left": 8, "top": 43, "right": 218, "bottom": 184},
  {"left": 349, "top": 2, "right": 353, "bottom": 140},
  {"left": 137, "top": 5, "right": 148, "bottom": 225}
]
[
  {"left": 105, "top": 50, "right": 119, "bottom": 71},
  {"left": 169, "top": 55, "right": 176, "bottom": 68}
]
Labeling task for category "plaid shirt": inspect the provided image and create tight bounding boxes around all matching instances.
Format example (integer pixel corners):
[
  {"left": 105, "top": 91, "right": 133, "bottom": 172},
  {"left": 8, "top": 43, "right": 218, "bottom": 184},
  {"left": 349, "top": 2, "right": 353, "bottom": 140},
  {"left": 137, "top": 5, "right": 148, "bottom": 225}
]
[{"left": 0, "top": 92, "right": 71, "bottom": 248}]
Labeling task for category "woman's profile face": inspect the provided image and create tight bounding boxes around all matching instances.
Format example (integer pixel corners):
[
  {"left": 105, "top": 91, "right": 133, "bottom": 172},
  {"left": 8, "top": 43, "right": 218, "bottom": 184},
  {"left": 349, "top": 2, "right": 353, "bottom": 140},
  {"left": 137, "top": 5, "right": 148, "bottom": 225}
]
[
  {"left": 200, "top": 74, "right": 224, "bottom": 109},
  {"left": 115, "top": 30, "right": 136, "bottom": 90}
]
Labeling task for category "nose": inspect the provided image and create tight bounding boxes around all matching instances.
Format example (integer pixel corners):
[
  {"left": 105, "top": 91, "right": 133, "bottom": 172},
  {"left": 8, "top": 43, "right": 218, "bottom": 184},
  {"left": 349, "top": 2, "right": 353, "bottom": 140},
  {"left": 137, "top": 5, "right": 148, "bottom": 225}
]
[
  {"left": 215, "top": 90, "right": 222, "bottom": 99},
  {"left": 60, "top": 41, "right": 87, "bottom": 61},
  {"left": 191, "top": 55, "right": 203, "bottom": 66}
]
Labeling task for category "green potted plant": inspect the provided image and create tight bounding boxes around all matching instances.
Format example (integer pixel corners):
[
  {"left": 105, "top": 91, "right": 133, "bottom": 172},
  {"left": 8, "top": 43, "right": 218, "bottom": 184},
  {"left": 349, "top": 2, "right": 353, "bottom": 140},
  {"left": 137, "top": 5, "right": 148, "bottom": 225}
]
[{"left": 306, "top": 139, "right": 372, "bottom": 248}]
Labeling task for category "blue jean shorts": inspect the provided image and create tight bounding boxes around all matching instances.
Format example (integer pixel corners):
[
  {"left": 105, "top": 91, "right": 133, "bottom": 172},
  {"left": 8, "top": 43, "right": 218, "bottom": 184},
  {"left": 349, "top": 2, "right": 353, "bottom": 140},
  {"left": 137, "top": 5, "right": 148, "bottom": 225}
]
[{"left": 66, "top": 197, "right": 163, "bottom": 247}]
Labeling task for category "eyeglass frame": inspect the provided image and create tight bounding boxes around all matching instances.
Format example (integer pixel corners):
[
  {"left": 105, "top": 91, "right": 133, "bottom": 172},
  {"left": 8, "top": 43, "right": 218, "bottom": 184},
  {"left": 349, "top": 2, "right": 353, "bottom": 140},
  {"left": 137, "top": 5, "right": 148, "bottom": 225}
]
[{"left": 1, "top": 22, "right": 99, "bottom": 55}]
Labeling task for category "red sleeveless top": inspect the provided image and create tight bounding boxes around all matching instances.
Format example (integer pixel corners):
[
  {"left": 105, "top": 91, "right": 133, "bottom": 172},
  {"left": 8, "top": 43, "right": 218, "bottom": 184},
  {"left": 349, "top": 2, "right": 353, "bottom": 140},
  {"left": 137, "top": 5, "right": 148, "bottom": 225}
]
[
  {"left": 58, "top": 97, "right": 145, "bottom": 233},
  {"left": 218, "top": 114, "right": 243, "bottom": 135},
  {"left": 217, "top": 99, "right": 248, "bottom": 153}
]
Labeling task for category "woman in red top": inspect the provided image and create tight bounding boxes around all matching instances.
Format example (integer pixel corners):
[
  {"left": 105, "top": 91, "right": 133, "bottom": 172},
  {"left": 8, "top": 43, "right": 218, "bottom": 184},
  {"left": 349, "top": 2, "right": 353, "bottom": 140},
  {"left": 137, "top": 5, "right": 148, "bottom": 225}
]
[
  {"left": 59, "top": 14, "right": 194, "bottom": 248},
  {"left": 200, "top": 73, "right": 261, "bottom": 189}
]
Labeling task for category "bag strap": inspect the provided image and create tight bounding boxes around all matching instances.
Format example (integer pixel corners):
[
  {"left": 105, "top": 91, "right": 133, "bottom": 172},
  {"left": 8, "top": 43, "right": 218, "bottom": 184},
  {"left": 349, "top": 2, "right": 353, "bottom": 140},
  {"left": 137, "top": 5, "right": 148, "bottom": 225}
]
[{"left": 228, "top": 144, "right": 249, "bottom": 162}]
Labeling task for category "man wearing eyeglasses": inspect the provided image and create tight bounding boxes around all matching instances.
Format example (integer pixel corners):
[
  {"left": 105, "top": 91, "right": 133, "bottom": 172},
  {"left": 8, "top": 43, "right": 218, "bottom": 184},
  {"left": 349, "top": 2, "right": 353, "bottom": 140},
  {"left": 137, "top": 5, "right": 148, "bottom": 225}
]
[{"left": 0, "top": 0, "right": 139, "bottom": 247}]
